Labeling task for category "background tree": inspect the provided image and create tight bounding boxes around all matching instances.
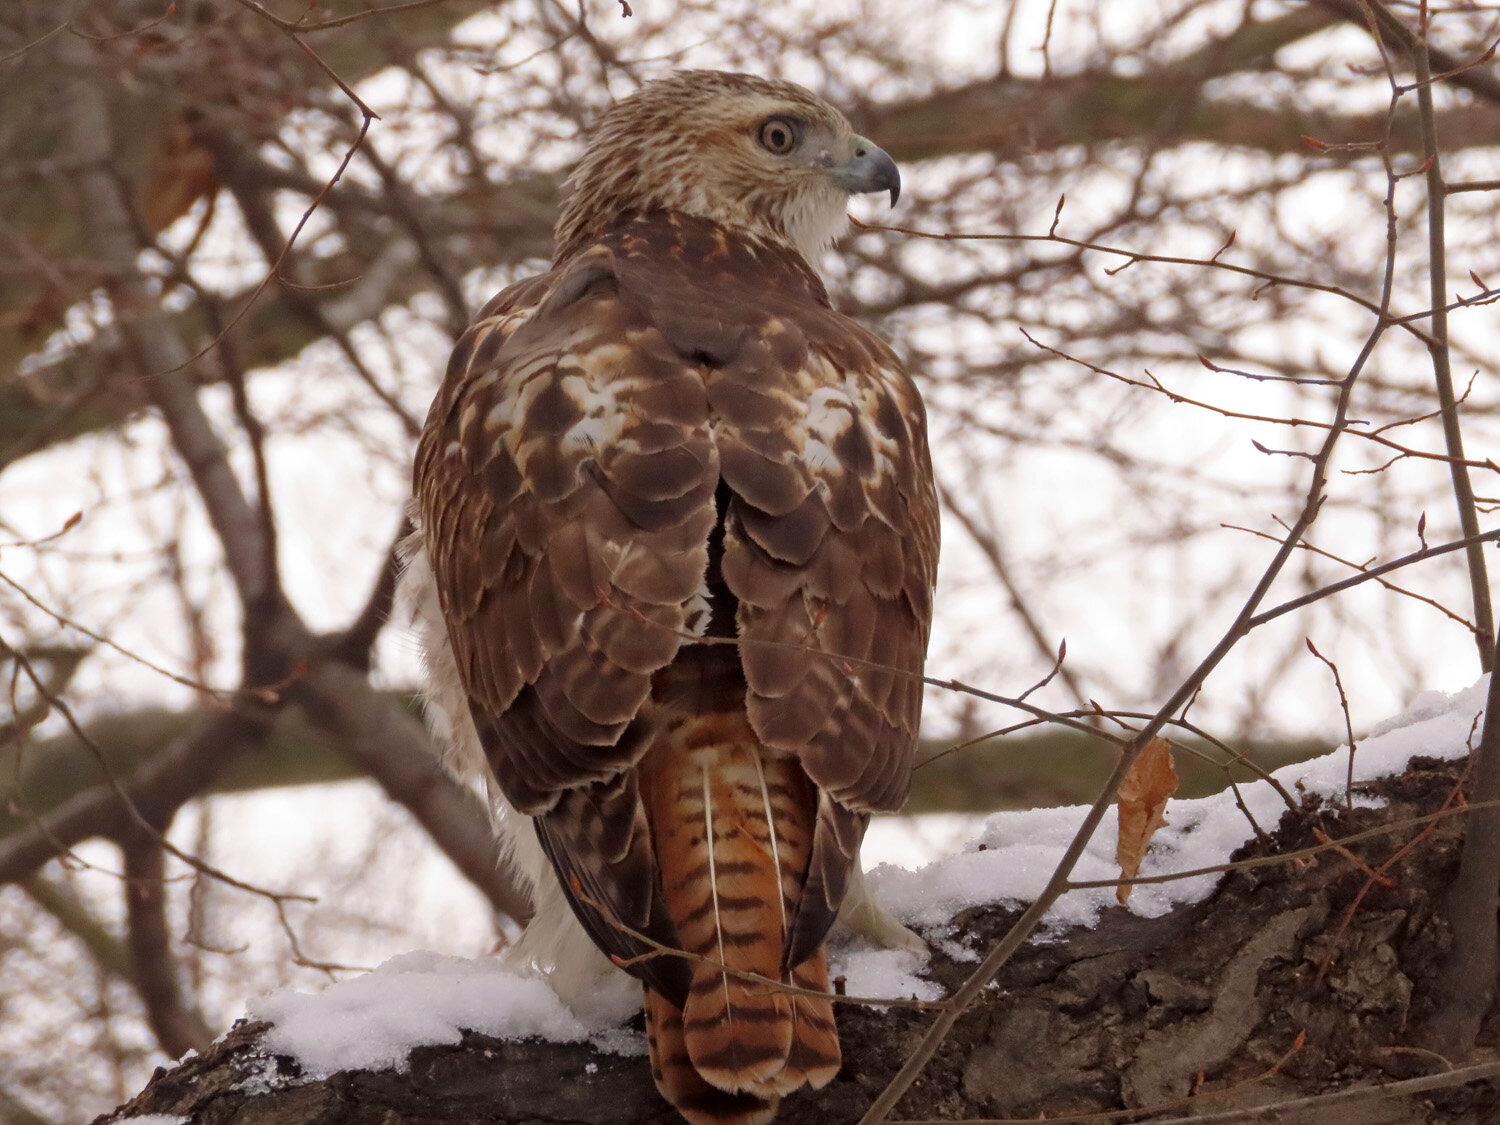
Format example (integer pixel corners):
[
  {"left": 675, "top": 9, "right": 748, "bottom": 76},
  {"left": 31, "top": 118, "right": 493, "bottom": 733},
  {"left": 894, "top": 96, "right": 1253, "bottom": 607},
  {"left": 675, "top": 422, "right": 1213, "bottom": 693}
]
[{"left": 1, "top": 1, "right": 1498, "bottom": 1121}]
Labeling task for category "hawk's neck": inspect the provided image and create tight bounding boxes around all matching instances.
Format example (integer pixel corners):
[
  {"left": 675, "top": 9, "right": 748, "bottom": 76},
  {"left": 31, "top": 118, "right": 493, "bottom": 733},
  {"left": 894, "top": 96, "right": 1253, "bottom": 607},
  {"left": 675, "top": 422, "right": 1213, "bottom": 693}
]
[{"left": 555, "top": 211, "right": 832, "bottom": 308}]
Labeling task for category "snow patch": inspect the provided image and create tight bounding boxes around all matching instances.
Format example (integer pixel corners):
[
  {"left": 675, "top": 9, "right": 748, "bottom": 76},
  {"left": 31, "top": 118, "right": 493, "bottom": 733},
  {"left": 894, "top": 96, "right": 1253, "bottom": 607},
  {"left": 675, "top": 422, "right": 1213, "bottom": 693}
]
[
  {"left": 834, "top": 946, "right": 944, "bottom": 1003},
  {"left": 248, "top": 950, "right": 597, "bottom": 1079}
]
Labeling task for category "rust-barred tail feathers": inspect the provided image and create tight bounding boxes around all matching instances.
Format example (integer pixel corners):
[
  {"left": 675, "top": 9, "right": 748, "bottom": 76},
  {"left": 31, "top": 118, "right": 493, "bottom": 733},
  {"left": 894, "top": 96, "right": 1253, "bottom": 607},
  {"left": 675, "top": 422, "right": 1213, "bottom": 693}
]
[
  {"left": 639, "top": 715, "right": 840, "bottom": 1120},
  {"left": 646, "top": 987, "right": 779, "bottom": 1125}
]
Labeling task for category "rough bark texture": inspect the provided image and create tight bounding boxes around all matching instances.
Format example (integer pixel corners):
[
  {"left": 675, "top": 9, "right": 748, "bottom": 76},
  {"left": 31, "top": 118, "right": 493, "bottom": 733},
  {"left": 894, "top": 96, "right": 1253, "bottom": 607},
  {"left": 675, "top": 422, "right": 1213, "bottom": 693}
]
[{"left": 98, "top": 756, "right": 1500, "bottom": 1124}]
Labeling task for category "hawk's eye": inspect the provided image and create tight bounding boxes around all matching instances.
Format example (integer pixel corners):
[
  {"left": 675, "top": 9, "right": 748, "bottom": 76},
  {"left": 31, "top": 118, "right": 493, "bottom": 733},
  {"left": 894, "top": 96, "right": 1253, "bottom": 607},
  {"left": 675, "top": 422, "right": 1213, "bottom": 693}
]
[{"left": 757, "top": 117, "right": 799, "bottom": 155}]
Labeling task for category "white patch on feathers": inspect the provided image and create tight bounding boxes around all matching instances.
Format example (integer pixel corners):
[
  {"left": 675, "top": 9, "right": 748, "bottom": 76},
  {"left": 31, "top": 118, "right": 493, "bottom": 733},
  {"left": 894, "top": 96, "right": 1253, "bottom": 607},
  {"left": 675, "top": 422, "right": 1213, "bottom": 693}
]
[
  {"left": 703, "top": 763, "right": 734, "bottom": 1037},
  {"left": 751, "top": 753, "right": 788, "bottom": 937},
  {"left": 782, "top": 186, "right": 853, "bottom": 261}
]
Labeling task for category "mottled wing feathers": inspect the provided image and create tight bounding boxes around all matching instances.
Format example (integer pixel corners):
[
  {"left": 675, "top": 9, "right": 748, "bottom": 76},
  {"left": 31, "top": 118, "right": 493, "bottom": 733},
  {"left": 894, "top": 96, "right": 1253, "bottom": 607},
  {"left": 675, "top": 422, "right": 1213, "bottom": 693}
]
[
  {"left": 715, "top": 315, "right": 937, "bottom": 809},
  {"left": 535, "top": 774, "right": 693, "bottom": 1004},
  {"left": 602, "top": 216, "right": 937, "bottom": 814},
  {"left": 416, "top": 240, "right": 719, "bottom": 805},
  {"left": 696, "top": 247, "right": 938, "bottom": 963},
  {"left": 415, "top": 239, "right": 719, "bottom": 997},
  {"left": 416, "top": 212, "right": 937, "bottom": 1001}
]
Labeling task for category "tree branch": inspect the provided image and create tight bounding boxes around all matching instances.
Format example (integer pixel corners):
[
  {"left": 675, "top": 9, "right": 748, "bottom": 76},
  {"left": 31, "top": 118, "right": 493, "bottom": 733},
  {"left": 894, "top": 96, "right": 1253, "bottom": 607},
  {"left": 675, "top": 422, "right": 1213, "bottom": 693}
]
[
  {"left": 57, "top": 33, "right": 275, "bottom": 611},
  {"left": 8, "top": 3, "right": 1500, "bottom": 471},
  {"left": 0, "top": 706, "right": 277, "bottom": 887},
  {"left": 21, "top": 872, "right": 136, "bottom": 981},
  {"left": 290, "top": 661, "right": 532, "bottom": 925},
  {"left": 97, "top": 756, "right": 1499, "bottom": 1123},
  {"left": 119, "top": 828, "right": 215, "bottom": 1057}
]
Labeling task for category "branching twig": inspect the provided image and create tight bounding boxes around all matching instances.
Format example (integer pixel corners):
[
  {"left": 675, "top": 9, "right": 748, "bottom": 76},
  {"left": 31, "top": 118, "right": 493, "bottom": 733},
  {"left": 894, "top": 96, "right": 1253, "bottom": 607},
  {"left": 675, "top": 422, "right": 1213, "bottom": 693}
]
[{"left": 1400, "top": 0, "right": 1496, "bottom": 668}]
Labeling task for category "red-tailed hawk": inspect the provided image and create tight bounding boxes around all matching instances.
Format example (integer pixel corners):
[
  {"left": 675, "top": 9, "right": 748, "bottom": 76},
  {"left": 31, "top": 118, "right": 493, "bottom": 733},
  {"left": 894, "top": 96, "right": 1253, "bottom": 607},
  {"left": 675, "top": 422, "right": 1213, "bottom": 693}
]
[{"left": 402, "top": 70, "right": 938, "bottom": 1125}]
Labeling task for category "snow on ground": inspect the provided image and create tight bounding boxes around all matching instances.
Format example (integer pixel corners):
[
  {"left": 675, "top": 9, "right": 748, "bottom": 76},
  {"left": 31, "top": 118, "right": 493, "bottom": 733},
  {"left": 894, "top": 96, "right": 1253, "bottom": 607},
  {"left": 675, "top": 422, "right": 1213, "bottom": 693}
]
[{"left": 246, "top": 677, "right": 1488, "bottom": 1081}]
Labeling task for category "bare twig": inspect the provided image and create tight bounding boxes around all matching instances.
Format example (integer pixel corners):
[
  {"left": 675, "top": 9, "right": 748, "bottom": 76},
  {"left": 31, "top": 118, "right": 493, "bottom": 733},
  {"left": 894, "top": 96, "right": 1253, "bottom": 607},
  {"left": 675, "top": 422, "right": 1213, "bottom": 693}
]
[
  {"left": 1399, "top": 0, "right": 1495, "bottom": 668},
  {"left": 1067, "top": 798, "right": 1500, "bottom": 894},
  {"left": 21, "top": 873, "right": 135, "bottom": 981},
  {"left": 0, "top": 706, "right": 277, "bottom": 887},
  {"left": 936, "top": 478, "right": 1092, "bottom": 715},
  {"left": 58, "top": 41, "right": 276, "bottom": 612},
  {"left": 289, "top": 661, "right": 533, "bottom": 926},
  {"left": 1303, "top": 638, "right": 1358, "bottom": 808}
]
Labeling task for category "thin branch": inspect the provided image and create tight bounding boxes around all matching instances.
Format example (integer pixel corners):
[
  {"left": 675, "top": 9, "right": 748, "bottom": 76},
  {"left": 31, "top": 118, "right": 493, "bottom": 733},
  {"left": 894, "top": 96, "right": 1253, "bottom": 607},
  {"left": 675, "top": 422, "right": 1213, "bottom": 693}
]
[
  {"left": 326, "top": 519, "right": 412, "bottom": 670},
  {"left": 1226, "top": 519, "right": 1479, "bottom": 634},
  {"left": 21, "top": 873, "right": 136, "bottom": 981},
  {"left": 1125, "top": 1058, "right": 1500, "bottom": 1124},
  {"left": 230, "top": 0, "right": 460, "bottom": 34},
  {"left": 0, "top": 705, "right": 277, "bottom": 887},
  {"left": 1400, "top": 0, "right": 1495, "bottom": 669},
  {"left": 0, "top": 569, "right": 233, "bottom": 699},
  {"left": 853, "top": 218, "right": 1441, "bottom": 350},
  {"left": 1247, "top": 529, "right": 1500, "bottom": 628},
  {"left": 0, "top": 641, "right": 87, "bottom": 744},
  {"left": 58, "top": 39, "right": 275, "bottom": 612},
  {"left": 1303, "top": 637, "right": 1357, "bottom": 809},
  {"left": 1066, "top": 798, "right": 1500, "bottom": 892},
  {"left": 936, "top": 478, "right": 1092, "bottom": 715},
  {"left": 892, "top": 1057, "right": 1500, "bottom": 1124},
  {"left": 289, "top": 661, "right": 533, "bottom": 926}
]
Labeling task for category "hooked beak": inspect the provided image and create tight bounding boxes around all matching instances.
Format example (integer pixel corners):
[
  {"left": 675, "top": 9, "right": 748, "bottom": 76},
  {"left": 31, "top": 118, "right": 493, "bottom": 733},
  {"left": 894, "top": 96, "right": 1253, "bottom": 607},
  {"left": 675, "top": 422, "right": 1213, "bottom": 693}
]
[{"left": 829, "top": 134, "right": 901, "bottom": 207}]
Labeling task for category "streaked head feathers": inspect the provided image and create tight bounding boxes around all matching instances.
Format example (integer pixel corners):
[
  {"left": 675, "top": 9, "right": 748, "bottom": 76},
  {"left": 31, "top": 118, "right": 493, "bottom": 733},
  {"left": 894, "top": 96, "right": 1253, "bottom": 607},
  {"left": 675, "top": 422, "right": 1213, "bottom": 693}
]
[{"left": 555, "top": 70, "right": 899, "bottom": 262}]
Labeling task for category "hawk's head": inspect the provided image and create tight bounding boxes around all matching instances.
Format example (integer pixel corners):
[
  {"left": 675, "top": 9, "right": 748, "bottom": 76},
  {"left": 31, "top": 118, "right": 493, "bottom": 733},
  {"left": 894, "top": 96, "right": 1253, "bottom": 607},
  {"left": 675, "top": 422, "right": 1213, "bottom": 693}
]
[{"left": 554, "top": 70, "right": 899, "bottom": 263}]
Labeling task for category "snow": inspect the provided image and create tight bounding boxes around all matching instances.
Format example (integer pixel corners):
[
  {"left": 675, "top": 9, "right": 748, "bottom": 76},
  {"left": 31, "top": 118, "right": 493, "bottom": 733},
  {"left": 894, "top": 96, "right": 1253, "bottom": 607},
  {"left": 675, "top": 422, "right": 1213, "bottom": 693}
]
[
  {"left": 248, "top": 951, "right": 595, "bottom": 1078},
  {"left": 835, "top": 947, "right": 945, "bottom": 1003},
  {"left": 118, "top": 1117, "right": 190, "bottom": 1125},
  {"left": 244, "top": 678, "right": 1486, "bottom": 1082}
]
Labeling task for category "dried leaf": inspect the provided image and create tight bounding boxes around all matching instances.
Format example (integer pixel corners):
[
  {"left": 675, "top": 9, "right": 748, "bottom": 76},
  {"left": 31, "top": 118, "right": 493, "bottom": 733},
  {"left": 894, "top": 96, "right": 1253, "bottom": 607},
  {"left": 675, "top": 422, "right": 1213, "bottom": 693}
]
[{"left": 1115, "top": 737, "right": 1179, "bottom": 904}]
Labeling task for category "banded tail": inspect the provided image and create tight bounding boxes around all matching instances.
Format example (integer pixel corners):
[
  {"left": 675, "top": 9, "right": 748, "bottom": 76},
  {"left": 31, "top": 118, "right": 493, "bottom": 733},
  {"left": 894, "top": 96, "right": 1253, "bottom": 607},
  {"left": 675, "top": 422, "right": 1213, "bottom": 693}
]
[{"left": 640, "top": 714, "right": 841, "bottom": 1125}]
